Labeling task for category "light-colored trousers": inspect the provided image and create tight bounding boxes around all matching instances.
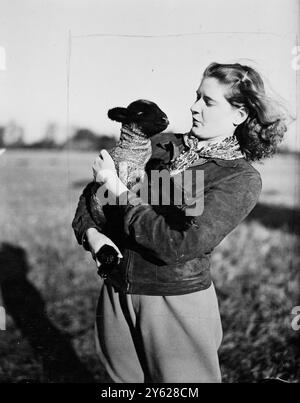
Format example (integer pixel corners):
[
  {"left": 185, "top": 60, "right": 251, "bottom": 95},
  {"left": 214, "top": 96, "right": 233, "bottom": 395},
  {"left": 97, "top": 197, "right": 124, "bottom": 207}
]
[{"left": 95, "top": 281, "right": 223, "bottom": 383}]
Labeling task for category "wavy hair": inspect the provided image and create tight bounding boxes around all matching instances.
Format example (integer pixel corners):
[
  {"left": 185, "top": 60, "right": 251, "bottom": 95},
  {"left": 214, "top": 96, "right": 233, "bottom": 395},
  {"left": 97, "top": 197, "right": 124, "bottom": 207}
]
[{"left": 203, "top": 62, "right": 289, "bottom": 161}]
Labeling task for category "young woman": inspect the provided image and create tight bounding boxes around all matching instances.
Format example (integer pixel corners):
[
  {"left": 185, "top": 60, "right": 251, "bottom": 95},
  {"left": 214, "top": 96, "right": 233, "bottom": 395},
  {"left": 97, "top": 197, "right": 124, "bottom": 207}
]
[{"left": 72, "top": 62, "right": 288, "bottom": 383}]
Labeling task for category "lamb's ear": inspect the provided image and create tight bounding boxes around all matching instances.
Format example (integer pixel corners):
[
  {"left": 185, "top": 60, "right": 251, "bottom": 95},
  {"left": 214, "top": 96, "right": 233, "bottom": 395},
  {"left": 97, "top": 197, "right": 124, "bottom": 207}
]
[{"left": 107, "top": 107, "right": 128, "bottom": 123}]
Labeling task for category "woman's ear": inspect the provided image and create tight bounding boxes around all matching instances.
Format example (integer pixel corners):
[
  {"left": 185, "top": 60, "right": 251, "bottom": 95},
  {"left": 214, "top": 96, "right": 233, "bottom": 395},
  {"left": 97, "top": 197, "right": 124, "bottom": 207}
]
[
  {"left": 107, "top": 107, "right": 128, "bottom": 123},
  {"left": 233, "top": 106, "right": 248, "bottom": 126}
]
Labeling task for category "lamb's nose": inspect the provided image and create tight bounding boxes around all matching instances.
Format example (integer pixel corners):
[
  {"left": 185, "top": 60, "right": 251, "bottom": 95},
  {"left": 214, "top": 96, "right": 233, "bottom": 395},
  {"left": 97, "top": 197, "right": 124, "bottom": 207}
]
[{"left": 162, "top": 117, "right": 169, "bottom": 125}]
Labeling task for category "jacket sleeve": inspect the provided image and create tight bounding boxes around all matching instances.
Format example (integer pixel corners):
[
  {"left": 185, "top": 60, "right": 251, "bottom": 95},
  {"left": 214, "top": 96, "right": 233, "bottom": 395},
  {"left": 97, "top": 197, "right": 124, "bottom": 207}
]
[
  {"left": 71, "top": 137, "right": 178, "bottom": 252},
  {"left": 113, "top": 171, "right": 262, "bottom": 265},
  {"left": 71, "top": 182, "right": 106, "bottom": 251}
]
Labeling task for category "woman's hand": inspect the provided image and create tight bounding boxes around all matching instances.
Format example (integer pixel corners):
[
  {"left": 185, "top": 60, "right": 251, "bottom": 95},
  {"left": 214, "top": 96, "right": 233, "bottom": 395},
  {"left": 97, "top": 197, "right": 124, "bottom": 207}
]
[
  {"left": 86, "top": 228, "right": 123, "bottom": 267},
  {"left": 92, "top": 149, "right": 128, "bottom": 197},
  {"left": 93, "top": 150, "right": 117, "bottom": 183}
]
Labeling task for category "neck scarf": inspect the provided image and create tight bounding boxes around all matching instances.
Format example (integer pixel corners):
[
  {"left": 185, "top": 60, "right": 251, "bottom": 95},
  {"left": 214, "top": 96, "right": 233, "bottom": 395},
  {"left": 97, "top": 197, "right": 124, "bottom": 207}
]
[{"left": 169, "top": 132, "right": 244, "bottom": 176}]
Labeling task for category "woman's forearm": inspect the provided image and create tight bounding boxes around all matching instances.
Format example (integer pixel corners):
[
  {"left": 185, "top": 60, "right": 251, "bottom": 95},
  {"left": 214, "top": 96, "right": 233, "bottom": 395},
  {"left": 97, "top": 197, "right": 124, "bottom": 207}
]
[{"left": 72, "top": 182, "right": 106, "bottom": 250}]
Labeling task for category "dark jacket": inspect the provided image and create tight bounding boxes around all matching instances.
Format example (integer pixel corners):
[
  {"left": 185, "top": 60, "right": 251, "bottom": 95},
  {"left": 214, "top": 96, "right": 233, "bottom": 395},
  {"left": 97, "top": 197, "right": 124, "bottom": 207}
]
[{"left": 72, "top": 133, "right": 262, "bottom": 296}]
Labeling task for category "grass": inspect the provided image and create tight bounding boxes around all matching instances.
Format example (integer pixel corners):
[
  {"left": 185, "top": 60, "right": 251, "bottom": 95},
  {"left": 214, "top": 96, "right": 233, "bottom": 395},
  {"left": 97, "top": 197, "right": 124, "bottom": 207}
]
[{"left": 0, "top": 150, "right": 299, "bottom": 383}]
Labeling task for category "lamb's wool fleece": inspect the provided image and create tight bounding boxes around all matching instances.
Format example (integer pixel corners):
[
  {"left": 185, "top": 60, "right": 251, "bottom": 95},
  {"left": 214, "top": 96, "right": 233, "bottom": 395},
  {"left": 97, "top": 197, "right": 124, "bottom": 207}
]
[
  {"left": 90, "top": 124, "right": 155, "bottom": 225},
  {"left": 109, "top": 123, "right": 152, "bottom": 186},
  {"left": 89, "top": 99, "right": 169, "bottom": 227}
]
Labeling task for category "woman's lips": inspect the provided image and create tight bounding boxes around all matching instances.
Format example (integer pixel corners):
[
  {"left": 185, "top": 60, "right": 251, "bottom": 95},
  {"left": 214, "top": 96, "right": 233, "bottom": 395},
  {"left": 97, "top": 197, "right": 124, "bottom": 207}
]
[{"left": 193, "top": 119, "right": 203, "bottom": 126}]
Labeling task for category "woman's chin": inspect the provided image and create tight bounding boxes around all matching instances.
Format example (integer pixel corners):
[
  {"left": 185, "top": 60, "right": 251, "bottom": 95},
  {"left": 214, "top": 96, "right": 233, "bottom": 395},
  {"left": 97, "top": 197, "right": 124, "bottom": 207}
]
[{"left": 190, "top": 127, "right": 206, "bottom": 139}]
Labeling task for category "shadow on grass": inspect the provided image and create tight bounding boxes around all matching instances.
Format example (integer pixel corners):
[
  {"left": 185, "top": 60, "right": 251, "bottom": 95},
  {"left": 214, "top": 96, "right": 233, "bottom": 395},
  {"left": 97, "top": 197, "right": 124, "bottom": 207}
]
[
  {"left": 246, "top": 202, "right": 300, "bottom": 236},
  {"left": 0, "top": 243, "right": 95, "bottom": 383}
]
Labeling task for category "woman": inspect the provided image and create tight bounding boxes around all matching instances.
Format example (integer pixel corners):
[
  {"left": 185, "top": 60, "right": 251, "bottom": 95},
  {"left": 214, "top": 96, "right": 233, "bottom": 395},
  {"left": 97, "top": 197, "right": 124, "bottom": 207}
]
[{"left": 72, "top": 62, "right": 288, "bottom": 383}]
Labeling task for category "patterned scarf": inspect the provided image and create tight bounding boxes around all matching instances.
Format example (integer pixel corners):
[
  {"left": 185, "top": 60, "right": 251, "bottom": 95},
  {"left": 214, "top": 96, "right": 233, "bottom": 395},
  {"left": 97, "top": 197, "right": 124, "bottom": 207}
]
[{"left": 169, "top": 132, "right": 244, "bottom": 176}]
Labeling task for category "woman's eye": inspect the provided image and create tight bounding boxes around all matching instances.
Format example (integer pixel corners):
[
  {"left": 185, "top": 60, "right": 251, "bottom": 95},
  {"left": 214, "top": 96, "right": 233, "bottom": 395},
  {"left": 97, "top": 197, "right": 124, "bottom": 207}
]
[
  {"left": 195, "top": 94, "right": 213, "bottom": 106},
  {"left": 203, "top": 97, "right": 213, "bottom": 107}
]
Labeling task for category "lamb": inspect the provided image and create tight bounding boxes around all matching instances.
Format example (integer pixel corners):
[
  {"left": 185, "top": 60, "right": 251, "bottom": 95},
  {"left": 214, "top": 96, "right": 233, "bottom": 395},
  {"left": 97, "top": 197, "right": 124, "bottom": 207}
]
[
  {"left": 89, "top": 99, "right": 169, "bottom": 227},
  {"left": 88, "top": 100, "right": 170, "bottom": 269}
]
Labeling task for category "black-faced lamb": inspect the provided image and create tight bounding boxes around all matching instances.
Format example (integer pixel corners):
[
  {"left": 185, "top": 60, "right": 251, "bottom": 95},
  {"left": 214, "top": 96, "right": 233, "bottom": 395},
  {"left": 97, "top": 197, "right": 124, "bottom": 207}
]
[{"left": 90, "top": 99, "right": 169, "bottom": 224}]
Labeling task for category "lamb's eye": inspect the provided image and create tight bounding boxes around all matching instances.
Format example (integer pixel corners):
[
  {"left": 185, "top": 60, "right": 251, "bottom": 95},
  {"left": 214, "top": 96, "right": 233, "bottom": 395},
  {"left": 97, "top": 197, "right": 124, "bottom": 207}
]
[{"left": 137, "top": 112, "right": 144, "bottom": 116}]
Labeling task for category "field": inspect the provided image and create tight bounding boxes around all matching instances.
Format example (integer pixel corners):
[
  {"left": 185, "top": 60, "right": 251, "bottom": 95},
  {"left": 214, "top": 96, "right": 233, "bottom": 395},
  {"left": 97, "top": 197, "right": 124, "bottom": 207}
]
[{"left": 0, "top": 150, "right": 299, "bottom": 383}]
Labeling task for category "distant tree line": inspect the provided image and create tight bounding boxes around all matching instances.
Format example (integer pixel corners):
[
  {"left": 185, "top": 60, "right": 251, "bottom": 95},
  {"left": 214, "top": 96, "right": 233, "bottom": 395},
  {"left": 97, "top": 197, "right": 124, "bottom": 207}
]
[
  {"left": 0, "top": 121, "right": 298, "bottom": 155},
  {"left": 0, "top": 122, "right": 117, "bottom": 151},
  {"left": 63, "top": 128, "right": 116, "bottom": 151},
  {"left": 0, "top": 121, "right": 25, "bottom": 148}
]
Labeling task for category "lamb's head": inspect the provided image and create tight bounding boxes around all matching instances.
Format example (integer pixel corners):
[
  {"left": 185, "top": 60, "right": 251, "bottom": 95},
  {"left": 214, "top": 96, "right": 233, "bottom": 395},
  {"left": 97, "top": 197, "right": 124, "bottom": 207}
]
[{"left": 107, "top": 99, "right": 169, "bottom": 137}]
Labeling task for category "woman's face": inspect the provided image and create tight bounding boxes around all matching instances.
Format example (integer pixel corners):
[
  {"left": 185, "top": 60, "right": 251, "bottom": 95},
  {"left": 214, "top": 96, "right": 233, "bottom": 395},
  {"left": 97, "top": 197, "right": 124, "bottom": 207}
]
[{"left": 190, "top": 77, "right": 242, "bottom": 140}]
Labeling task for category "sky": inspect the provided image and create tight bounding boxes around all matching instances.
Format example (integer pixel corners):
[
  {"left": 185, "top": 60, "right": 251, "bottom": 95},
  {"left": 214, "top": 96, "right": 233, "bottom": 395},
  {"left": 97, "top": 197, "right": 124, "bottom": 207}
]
[{"left": 0, "top": 0, "right": 299, "bottom": 148}]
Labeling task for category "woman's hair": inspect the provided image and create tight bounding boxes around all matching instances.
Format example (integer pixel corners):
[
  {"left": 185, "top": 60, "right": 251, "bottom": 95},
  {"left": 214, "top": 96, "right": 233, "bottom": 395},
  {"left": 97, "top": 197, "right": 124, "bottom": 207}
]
[{"left": 203, "top": 62, "right": 289, "bottom": 161}]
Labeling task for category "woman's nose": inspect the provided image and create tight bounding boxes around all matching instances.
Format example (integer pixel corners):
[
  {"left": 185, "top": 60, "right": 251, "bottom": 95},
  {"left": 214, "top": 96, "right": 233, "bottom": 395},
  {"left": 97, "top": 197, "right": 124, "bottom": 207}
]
[{"left": 191, "top": 100, "right": 202, "bottom": 114}]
